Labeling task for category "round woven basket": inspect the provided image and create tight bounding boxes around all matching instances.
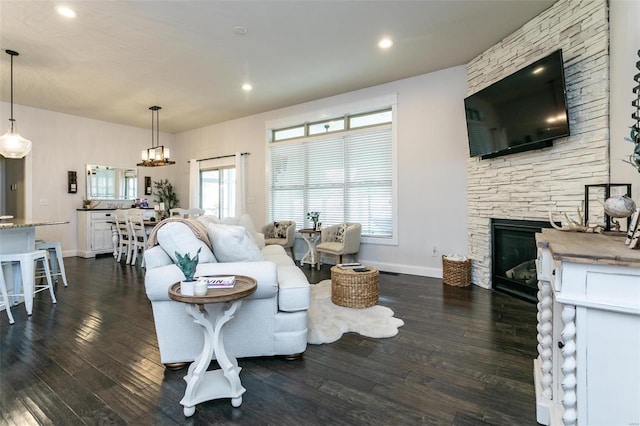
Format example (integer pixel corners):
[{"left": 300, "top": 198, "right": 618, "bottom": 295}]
[
  {"left": 442, "top": 255, "right": 471, "bottom": 287},
  {"left": 330, "top": 266, "right": 379, "bottom": 308}
]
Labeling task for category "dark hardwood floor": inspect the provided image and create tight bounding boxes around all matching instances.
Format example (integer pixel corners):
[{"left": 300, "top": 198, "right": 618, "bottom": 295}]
[{"left": 1, "top": 256, "right": 539, "bottom": 425}]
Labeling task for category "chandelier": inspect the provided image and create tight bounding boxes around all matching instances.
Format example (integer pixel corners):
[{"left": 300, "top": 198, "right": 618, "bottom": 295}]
[
  {"left": 0, "top": 50, "right": 32, "bottom": 159},
  {"left": 137, "top": 106, "right": 175, "bottom": 167}
]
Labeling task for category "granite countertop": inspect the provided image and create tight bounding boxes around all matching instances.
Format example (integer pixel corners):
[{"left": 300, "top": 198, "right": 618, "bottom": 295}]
[
  {"left": 0, "top": 219, "right": 70, "bottom": 229},
  {"left": 76, "top": 207, "right": 155, "bottom": 211}
]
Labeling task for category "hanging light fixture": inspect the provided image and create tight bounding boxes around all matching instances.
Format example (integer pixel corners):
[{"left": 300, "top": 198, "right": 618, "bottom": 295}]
[
  {"left": 0, "top": 50, "right": 32, "bottom": 159},
  {"left": 137, "top": 106, "right": 175, "bottom": 167}
]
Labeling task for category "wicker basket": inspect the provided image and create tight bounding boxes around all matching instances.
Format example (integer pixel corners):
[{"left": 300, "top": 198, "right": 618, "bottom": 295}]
[
  {"left": 330, "top": 266, "right": 379, "bottom": 308},
  {"left": 442, "top": 255, "right": 471, "bottom": 287}
]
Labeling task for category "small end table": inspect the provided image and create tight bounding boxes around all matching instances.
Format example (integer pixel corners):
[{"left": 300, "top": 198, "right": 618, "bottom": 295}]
[
  {"left": 299, "top": 229, "right": 321, "bottom": 268},
  {"left": 168, "top": 275, "right": 257, "bottom": 417}
]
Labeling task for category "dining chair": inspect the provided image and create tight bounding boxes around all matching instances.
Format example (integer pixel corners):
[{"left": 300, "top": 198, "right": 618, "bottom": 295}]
[
  {"left": 128, "top": 214, "right": 148, "bottom": 267},
  {"left": 114, "top": 214, "right": 133, "bottom": 264},
  {"left": 169, "top": 208, "right": 186, "bottom": 217}
]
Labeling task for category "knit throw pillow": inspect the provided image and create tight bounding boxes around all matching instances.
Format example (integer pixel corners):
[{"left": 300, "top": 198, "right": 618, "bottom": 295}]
[
  {"left": 273, "top": 221, "right": 289, "bottom": 238},
  {"left": 335, "top": 223, "right": 348, "bottom": 243}
]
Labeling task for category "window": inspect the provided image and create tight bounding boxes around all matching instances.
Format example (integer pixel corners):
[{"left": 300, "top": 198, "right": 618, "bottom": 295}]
[
  {"left": 268, "top": 116, "right": 394, "bottom": 242},
  {"left": 271, "top": 108, "right": 392, "bottom": 141},
  {"left": 200, "top": 167, "right": 236, "bottom": 218}
]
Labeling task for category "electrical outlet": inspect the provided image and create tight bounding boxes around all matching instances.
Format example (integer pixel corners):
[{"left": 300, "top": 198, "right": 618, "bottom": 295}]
[
  {"left": 39, "top": 198, "right": 48, "bottom": 206},
  {"left": 432, "top": 245, "right": 437, "bottom": 257}
]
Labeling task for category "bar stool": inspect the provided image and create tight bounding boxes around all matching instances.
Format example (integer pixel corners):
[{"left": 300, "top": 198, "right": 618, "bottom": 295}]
[
  {"left": 0, "top": 267, "right": 15, "bottom": 324},
  {"left": 0, "top": 250, "right": 56, "bottom": 315},
  {"left": 35, "top": 241, "right": 69, "bottom": 287}
]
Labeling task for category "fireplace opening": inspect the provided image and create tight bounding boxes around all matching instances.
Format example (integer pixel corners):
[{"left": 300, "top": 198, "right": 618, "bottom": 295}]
[{"left": 491, "top": 218, "right": 555, "bottom": 303}]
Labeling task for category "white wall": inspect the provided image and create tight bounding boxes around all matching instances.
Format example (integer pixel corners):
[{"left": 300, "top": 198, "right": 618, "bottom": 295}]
[
  {"left": 173, "top": 66, "right": 470, "bottom": 276},
  {"left": 0, "top": 102, "right": 176, "bottom": 254},
  {"left": 610, "top": 0, "right": 640, "bottom": 199}
]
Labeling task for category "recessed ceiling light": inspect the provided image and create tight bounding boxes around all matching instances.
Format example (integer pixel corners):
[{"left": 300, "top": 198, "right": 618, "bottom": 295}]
[
  {"left": 234, "top": 25, "right": 248, "bottom": 35},
  {"left": 242, "top": 83, "right": 253, "bottom": 92},
  {"left": 378, "top": 38, "right": 393, "bottom": 49},
  {"left": 56, "top": 5, "right": 78, "bottom": 18}
]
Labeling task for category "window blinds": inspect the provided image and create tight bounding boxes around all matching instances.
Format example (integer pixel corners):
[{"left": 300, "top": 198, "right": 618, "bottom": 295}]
[{"left": 269, "top": 126, "right": 392, "bottom": 238}]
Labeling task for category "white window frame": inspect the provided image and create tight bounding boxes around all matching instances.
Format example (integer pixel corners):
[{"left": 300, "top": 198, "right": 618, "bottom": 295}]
[
  {"left": 197, "top": 156, "right": 237, "bottom": 219},
  {"left": 265, "top": 95, "right": 398, "bottom": 246}
]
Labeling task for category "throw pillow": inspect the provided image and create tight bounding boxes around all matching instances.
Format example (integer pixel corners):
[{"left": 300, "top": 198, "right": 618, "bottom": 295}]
[
  {"left": 335, "top": 223, "right": 348, "bottom": 243},
  {"left": 205, "top": 223, "right": 263, "bottom": 262},
  {"left": 156, "top": 222, "right": 217, "bottom": 264},
  {"left": 273, "top": 221, "right": 289, "bottom": 238}
]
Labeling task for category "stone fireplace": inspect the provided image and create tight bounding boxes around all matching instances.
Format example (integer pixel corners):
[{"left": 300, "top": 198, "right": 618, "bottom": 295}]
[{"left": 466, "top": 0, "right": 610, "bottom": 290}]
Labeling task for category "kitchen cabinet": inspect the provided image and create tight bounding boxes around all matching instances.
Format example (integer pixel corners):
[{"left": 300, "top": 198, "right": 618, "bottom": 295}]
[{"left": 77, "top": 209, "right": 116, "bottom": 258}]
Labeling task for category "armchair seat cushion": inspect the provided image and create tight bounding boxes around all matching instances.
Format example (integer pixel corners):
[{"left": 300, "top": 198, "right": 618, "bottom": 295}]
[
  {"left": 315, "top": 241, "right": 344, "bottom": 254},
  {"left": 264, "top": 237, "right": 289, "bottom": 246}
]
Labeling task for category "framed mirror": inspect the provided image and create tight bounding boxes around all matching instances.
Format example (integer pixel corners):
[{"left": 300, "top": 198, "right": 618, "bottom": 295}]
[{"left": 86, "top": 164, "right": 138, "bottom": 200}]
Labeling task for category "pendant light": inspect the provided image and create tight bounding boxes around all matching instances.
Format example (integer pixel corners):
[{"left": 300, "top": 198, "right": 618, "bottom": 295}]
[
  {"left": 0, "top": 50, "right": 32, "bottom": 159},
  {"left": 137, "top": 106, "right": 175, "bottom": 167}
]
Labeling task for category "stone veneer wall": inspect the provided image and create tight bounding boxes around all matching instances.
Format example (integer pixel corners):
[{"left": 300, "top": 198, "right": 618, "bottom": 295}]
[{"left": 467, "top": 0, "right": 610, "bottom": 289}]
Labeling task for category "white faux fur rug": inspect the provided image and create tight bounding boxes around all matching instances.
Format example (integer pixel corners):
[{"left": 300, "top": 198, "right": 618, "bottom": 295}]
[{"left": 307, "top": 280, "right": 404, "bottom": 345}]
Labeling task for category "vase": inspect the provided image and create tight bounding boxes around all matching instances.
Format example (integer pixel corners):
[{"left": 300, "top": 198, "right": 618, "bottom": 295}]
[
  {"left": 194, "top": 280, "right": 208, "bottom": 296},
  {"left": 604, "top": 195, "right": 636, "bottom": 218},
  {"left": 181, "top": 280, "right": 196, "bottom": 296}
]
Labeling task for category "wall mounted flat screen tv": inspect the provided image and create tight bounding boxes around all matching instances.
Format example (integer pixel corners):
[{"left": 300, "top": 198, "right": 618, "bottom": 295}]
[{"left": 464, "top": 49, "right": 570, "bottom": 159}]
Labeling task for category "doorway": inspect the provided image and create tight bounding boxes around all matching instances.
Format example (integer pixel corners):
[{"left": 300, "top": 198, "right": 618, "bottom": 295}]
[{"left": 0, "top": 157, "right": 25, "bottom": 217}]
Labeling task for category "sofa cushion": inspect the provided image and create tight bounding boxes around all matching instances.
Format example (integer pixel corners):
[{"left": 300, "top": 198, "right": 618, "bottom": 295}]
[
  {"left": 233, "top": 214, "right": 265, "bottom": 249},
  {"left": 157, "top": 222, "right": 217, "bottom": 264},
  {"left": 205, "top": 223, "right": 263, "bottom": 262},
  {"left": 144, "top": 245, "right": 174, "bottom": 269},
  {"left": 197, "top": 215, "right": 222, "bottom": 226}
]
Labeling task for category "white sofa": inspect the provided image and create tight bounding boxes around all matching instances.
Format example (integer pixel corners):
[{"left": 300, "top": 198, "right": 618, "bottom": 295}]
[{"left": 144, "top": 216, "right": 311, "bottom": 368}]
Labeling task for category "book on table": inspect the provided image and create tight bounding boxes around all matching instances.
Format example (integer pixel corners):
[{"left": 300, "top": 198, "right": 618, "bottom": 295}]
[
  {"left": 337, "top": 263, "right": 362, "bottom": 270},
  {"left": 198, "top": 276, "right": 236, "bottom": 288}
]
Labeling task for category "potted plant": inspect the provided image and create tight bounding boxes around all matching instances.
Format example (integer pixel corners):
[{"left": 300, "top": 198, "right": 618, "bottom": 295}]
[
  {"left": 306, "top": 211, "right": 321, "bottom": 230},
  {"left": 154, "top": 179, "right": 180, "bottom": 218},
  {"left": 175, "top": 248, "right": 202, "bottom": 296}
]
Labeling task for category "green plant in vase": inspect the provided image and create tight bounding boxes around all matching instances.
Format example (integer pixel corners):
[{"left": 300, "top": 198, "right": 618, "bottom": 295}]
[
  {"left": 154, "top": 179, "right": 179, "bottom": 218},
  {"left": 306, "top": 211, "right": 321, "bottom": 230},
  {"left": 175, "top": 248, "right": 203, "bottom": 295}
]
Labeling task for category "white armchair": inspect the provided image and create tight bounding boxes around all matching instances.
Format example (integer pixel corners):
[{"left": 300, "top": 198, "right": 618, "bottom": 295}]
[
  {"left": 261, "top": 221, "right": 296, "bottom": 260},
  {"left": 316, "top": 223, "right": 362, "bottom": 270}
]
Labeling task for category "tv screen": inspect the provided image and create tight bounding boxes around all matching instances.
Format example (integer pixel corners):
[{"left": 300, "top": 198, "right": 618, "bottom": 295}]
[{"left": 464, "top": 49, "right": 570, "bottom": 159}]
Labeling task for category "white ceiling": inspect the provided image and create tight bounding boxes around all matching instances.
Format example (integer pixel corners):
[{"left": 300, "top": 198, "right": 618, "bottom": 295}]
[{"left": 0, "top": 0, "right": 556, "bottom": 134}]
